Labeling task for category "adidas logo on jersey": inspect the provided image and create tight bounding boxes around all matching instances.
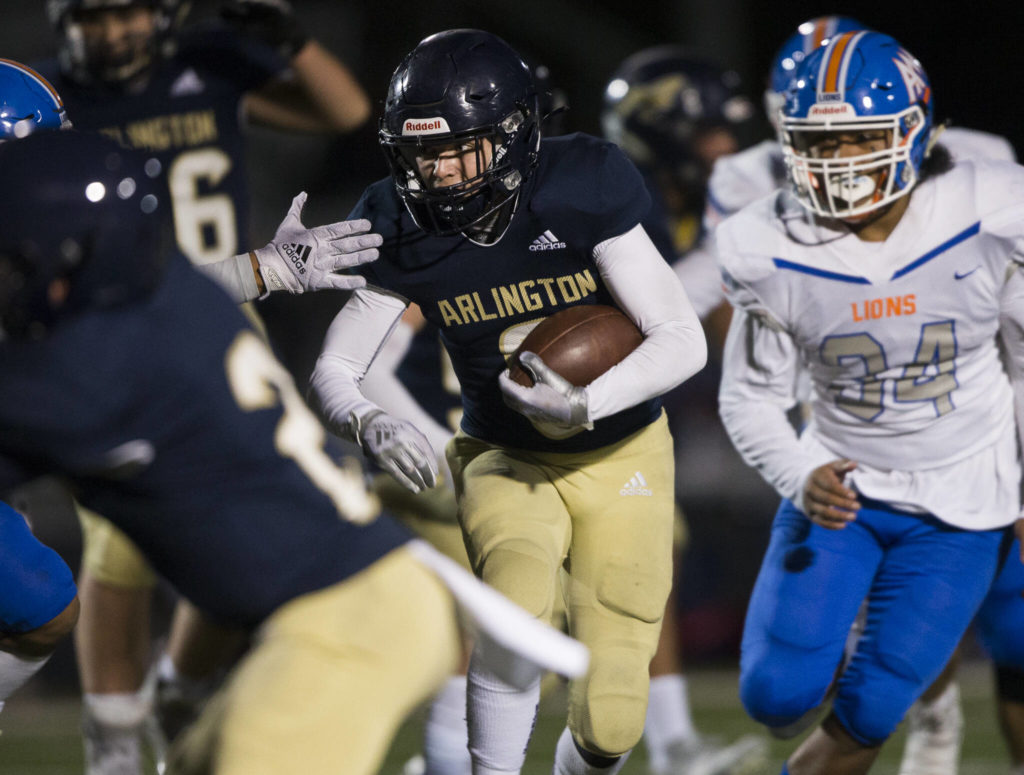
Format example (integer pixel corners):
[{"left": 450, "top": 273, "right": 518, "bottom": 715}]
[
  {"left": 620, "top": 471, "right": 652, "bottom": 497},
  {"left": 281, "top": 243, "right": 311, "bottom": 275},
  {"left": 529, "top": 230, "right": 566, "bottom": 251},
  {"left": 170, "top": 68, "right": 205, "bottom": 97}
]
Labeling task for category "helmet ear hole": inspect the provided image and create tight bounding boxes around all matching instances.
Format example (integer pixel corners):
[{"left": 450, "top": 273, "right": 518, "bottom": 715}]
[{"left": 380, "top": 29, "right": 540, "bottom": 237}]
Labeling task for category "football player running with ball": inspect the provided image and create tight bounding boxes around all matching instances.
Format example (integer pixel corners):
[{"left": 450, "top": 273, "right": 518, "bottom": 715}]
[
  {"left": 310, "top": 29, "right": 707, "bottom": 775},
  {"left": 714, "top": 31, "right": 1024, "bottom": 775}
]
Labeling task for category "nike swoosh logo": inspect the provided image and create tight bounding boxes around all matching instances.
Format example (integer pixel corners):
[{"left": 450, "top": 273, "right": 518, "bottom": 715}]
[{"left": 954, "top": 266, "right": 980, "bottom": 280}]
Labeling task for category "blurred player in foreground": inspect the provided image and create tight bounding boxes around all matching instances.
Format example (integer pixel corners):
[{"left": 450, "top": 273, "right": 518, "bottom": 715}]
[
  {"left": 601, "top": 45, "right": 767, "bottom": 775},
  {"left": 0, "top": 128, "right": 588, "bottom": 775},
  {"left": 30, "top": 1, "right": 376, "bottom": 769},
  {"left": 715, "top": 30, "right": 1024, "bottom": 775},
  {"left": 708, "top": 16, "right": 1023, "bottom": 775}
]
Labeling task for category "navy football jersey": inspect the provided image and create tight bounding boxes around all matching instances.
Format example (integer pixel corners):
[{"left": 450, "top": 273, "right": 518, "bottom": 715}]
[
  {"left": 351, "top": 133, "right": 661, "bottom": 453},
  {"left": 35, "top": 24, "right": 286, "bottom": 265},
  {"left": 0, "top": 256, "right": 409, "bottom": 627}
]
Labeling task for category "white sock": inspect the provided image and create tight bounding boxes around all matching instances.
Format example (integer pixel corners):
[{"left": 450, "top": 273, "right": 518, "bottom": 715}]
[
  {"left": 424, "top": 675, "right": 472, "bottom": 775},
  {"left": 553, "top": 727, "right": 631, "bottom": 775},
  {"left": 0, "top": 649, "right": 50, "bottom": 702},
  {"left": 644, "top": 674, "right": 698, "bottom": 770},
  {"left": 83, "top": 689, "right": 153, "bottom": 730},
  {"left": 467, "top": 646, "right": 540, "bottom": 775}
]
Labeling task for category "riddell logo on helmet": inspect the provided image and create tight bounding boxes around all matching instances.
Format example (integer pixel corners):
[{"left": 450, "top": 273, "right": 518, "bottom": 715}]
[
  {"left": 402, "top": 117, "right": 451, "bottom": 136},
  {"left": 809, "top": 103, "right": 856, "bottom": 117}
]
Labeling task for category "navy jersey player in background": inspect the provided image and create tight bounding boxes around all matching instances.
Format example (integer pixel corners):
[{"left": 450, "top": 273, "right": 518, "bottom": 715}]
[
  {"left": 25, "top": 1, "right": 377, "bottom": 770},
  {"left": 0, "top": 128, "right": 589, "bottom": 775},
  {"left": 309, "top": 29, "right": 707, "bottom": 775},
  {"left": 714, "top": 31, "right": 1024, "bottom": 775},
  {"left": 600, "top": 48, "right": 768, "bottom": 775}
]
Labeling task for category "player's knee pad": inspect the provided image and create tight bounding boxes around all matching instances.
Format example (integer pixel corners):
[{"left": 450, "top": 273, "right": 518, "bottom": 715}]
[
  {"left": 0, "top": 504, "right": 77, "bottom": 635},
  {"left": 570, "top": 647, "right": 648, "bottom": 756},
  {"left": 594, "top": 560, "right": 668, "bottom": 625},
  {"left": 833, "top": 650, "right": 923, "bottom": 745},
  {"left": 477, "top": 540, "right": 557, "bottom": 620},
  {"left": 739, "top": 641, "right": 834, "bottom": 728}
]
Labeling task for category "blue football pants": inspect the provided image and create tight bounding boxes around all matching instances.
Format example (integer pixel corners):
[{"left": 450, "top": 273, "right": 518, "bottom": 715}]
[{"left": 740, "top": 498, "right": 1006, "bottom": 745}]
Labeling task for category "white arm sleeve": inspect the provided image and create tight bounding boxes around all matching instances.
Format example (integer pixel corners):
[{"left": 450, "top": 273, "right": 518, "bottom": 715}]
[
  {"left": 671, "top": 242, "right": 727, "bottom": 320},
  {"left": 307, "top": 287, "right": 408, "bottom": 440},
  {"left": 195, "top": 253, "right": 261, "bottom": 304},
  {"left": 585, "top": 224, "right": 708, "bottom": 421},
  {"left": 359, "top": 320, "right": 454, "bottom": 460},
  {"left": 718, "top": 306, "right": 820, "bottom": 504}
]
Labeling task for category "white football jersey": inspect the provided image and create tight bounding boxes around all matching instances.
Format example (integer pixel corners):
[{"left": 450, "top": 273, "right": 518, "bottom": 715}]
[{"left": 716, "top": 159, "right": 1024, "bottom": 529}]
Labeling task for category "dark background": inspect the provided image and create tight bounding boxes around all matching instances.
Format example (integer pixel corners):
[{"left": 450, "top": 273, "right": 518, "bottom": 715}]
[{"left": 1, "top": 0, "right": 1018, "bottom": 681}]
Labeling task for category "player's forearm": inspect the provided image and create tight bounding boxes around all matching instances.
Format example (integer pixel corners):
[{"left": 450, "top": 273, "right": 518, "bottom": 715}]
[
  {"left": 195, "top": 253, "right": 262, "bottom": 304},
  {"left": 718, "top": 308, "right": 816, "bottom": 503},
  {"left": 586, "top": 224, "right": 708, "bottom": 420},
  {"left": 308, "top": 287, "right": 408, "bottom": 440},
  {"left": 287, "top": 40, "right": 371, "bottom": 132}
]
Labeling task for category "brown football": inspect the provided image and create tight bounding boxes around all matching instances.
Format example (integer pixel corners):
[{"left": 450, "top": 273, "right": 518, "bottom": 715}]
[{"left": 508, "top": 305, "right": 643, "bottom": 387}]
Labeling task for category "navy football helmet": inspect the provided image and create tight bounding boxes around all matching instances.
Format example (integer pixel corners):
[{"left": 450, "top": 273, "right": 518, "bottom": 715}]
[
  {"left": 0, "top": 131, "right": 170, "bottom": 339},
  {"left": 601, "top": 46, "right": 755, "bottom": 198},
  {"left": 0, "top": 59, "right": 71, "bottom": 140},
  {"left": 764, "top": 16, "right": 865, "bottom": 129},
  {"left": 779, "top": 31, "right": 934, "bottom": 220},
  {"left": 47, "top": 0, "right": 187, "bottom": 84},
  {"left": 380, "top": 29, "right": 540, "bottom": 239}
]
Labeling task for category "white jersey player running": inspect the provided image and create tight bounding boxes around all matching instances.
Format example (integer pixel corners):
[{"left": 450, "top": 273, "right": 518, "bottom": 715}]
[
  {"left": 708, "top": 19, "right": 1019, "bottom": 775},
  {"left": 715, "top": 30, "right": 1024, "bottom": 775}
]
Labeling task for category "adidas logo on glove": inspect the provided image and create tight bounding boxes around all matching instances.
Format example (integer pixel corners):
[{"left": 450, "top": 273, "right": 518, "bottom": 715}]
[
  {"left": 619, "top": 471, "right": 652, "bottom": 497},
  {"left": 281, "top": 242, "right": 311, "bottom": 275}
]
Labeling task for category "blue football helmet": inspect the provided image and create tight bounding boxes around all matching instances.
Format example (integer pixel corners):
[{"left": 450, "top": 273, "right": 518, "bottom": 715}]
[
  {"left": 46, "top": 0, "right": 187, "bottom": 85},
  {"left": 765, "top": 16, "right": 865, "bottom": 129},
  {"left": 779, "top": 31, "right": 934, "bottom": 220},
  {"left": 0, "top": 59, "right": 71, "bottom": 140},
  {"left": 379, "top": 29, "right": 540, "bottom": 239},
  {"left": 0, "top": 131, "right": 170, "bottom": 339},
  {"left": 601, "top": 46, "right": 755, "bottom": 198}
]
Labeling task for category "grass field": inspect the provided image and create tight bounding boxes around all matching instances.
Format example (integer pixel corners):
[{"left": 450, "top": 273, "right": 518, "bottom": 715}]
[{"left": 0, "top": 660, "right": 1012, "bottom": 774}]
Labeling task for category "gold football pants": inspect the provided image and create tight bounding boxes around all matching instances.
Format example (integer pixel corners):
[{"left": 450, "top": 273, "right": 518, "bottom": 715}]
[
  {"left": 448, "top": 412, "right": 675, "bottom": 756},
  {"left": 167, "top": 545, "right": 460, "bottom": 775}
]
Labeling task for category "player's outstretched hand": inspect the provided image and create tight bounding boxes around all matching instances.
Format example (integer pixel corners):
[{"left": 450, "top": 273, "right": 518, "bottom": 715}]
[
  {"left": 253, "top": 192, "right": 382, "bottom": 295},
  {"left": 357, "top": 410, "right": 437, "bottom": 493},
  {"left": 220, "top": 0, "right": 308, "bottom": 59},
  {"left": 499, "top": 351, "right": 589, "bottom": 427},
  {"left": 801, "top": 460, "right": 860, "bottom": 530}
]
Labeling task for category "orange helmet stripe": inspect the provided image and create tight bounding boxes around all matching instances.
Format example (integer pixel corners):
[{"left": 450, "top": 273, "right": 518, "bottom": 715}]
[{"left": 823, "top": 32, "right": 857, "bottom": 94}]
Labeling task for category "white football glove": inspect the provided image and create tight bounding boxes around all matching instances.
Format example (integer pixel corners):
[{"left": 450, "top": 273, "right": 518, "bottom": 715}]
[
  {"left": 253, "top": 192, "right": 382, "bottom": 295},
  {"left": 498, "top": 351, "right": 590, "bottom": 427},
  {"left": 354, "top": 410, "right": 438, "bottom": 493}
]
